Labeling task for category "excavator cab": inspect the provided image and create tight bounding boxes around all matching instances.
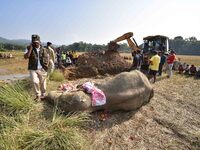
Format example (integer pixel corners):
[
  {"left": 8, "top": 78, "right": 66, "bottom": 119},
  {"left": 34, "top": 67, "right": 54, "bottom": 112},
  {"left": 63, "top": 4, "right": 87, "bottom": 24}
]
[{"left": 142, "top": 35, "right": 169, "bottom": 54}]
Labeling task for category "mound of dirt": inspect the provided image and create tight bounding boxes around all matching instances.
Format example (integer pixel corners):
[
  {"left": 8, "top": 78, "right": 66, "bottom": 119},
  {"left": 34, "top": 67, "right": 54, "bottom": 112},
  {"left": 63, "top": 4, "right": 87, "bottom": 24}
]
[{"left": 63, "top": 43, "right": 132, "bottom": 80}]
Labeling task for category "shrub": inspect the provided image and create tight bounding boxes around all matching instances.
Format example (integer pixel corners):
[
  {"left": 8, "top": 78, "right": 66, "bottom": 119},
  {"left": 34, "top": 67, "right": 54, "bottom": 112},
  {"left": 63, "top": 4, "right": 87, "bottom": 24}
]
[
  {"left": 49, "top": 70, "right": 65, "bottom": 82},
  {"left": 0, "top": 114, "right": 20, "bottom": 131},
  {"left": 0, "top": 81, "right": 89, "bottom": 149},
  {"left": 21, "top": 112, "right": 90, "bottom": 150},
  {"left": 19, "top": 127, "right": 87, "bottom": 150},
  {"left": 0, "top": 82, "right": 33, "bottom": 114},
  {"left": 0, "top": 130, "right": 19, "bottom": 150},
  {"left": 0, "top": 110, "right": 90, "bottom": 149}
]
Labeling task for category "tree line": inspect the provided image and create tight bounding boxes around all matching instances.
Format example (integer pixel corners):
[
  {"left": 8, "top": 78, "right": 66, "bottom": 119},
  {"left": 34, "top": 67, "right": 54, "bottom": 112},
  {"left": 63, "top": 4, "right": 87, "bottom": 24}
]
[
  {"left": 60, "top": 42, "right": 131, "bottom": 52},
  {"left": 169, "top": 36, "right": 200, "bottom": 55},
  {"left": 1, "top": 36, "right": 200, "bottom": 55},
  {"left": 0, "top": 43, "right": 25, "bottom": 51}
]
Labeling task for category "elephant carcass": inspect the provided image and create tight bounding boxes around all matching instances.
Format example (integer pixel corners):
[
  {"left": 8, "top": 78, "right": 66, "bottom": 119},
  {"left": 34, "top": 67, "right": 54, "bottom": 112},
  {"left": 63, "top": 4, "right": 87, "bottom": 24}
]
[{"left": 47, "top": 70, "right": 154, "bottom": 112}]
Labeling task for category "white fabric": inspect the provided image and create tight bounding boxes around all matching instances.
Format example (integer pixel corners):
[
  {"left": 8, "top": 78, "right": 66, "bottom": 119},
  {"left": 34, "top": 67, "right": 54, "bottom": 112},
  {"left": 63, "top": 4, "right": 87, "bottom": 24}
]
[
  {"left": 82, "top": 82, "right": 106, "bottom": 106},
  {"left": 82, "top": 82, "right": 94, "bottom": 93}
]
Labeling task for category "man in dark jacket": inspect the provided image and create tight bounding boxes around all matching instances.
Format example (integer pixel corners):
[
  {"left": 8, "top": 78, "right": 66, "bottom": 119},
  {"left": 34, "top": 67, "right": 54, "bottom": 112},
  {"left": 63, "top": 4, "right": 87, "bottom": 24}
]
[
  {"left": 24, "top": 35, "right": 49, "bottom": 101},
  {"left": 158, "top": 51, "right": 166, "bottom": 76},
  {"left": 132, "top": 50, "right": 143, "bottom": 70}
]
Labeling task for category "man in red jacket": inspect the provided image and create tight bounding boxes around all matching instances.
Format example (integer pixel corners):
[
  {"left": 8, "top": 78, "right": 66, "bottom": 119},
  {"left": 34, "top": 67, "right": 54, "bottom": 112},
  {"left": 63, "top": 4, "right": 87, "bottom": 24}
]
[{"left": 167, "top": 50, "right": 176, "bottom": 78}]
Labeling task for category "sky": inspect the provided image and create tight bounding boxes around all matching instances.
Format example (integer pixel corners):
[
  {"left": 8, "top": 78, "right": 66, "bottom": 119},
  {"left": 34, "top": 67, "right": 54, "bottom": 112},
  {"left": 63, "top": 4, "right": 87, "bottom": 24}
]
[{"left": 0, "top": 0, "right": 200, "bottom": 45}]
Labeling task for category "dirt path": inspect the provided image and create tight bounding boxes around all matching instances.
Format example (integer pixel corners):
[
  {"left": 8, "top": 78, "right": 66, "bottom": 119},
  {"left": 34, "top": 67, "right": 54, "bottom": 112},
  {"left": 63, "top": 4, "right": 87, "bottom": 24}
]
[
  {"left": 0, "top": 73, "right": 29, "bottom": 81},
  {"left": 87, "top": 74, "right": 200, "bottom": 150}
]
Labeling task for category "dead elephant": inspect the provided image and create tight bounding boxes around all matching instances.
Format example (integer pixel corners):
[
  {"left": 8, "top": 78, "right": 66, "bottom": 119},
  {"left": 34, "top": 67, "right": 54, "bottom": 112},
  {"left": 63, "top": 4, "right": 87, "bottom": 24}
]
[{"left": 47, "top": 70, "right": 154, "bottom": 112}]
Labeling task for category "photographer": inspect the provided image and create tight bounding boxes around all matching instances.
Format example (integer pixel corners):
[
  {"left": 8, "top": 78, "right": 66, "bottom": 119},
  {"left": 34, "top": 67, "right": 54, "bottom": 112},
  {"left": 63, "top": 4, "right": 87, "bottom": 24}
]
[{"left": 24, "top": 35, "right": 49, "bottom": 101}]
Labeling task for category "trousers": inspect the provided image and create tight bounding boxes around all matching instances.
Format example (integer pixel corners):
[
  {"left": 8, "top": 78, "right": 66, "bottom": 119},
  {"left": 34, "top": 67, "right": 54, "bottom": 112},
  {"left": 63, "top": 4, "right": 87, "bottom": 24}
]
[
  {"left": 167, "top": 63, "right": 174, "bottom": 78},
  {"left": 29, "top": 69, "right": 47, "bottom": 97}
]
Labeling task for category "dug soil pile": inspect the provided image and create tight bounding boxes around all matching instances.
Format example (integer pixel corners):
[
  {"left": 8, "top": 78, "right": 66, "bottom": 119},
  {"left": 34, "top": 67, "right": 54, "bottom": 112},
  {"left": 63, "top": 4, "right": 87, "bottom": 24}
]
[{"left": 63, "top": 42, "right": 132, "bottom": 80}]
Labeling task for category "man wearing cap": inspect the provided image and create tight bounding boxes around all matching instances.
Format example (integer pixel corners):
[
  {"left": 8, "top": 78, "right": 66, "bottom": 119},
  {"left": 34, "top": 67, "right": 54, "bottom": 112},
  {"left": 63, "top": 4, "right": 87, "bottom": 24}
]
[
  {"left": 24, "top": 35, "right": 49, "bottom": 100},
  {"left": 46, "top": 42, "right": 55, "bottom": 73}
]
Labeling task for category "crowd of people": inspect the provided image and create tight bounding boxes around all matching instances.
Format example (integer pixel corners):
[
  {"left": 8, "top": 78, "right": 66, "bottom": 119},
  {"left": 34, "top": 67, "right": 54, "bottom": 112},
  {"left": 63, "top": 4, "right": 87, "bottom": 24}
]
[
  {"left": 45, "top": 43, "right": 79, "bottom": 70},
  {"left": 132, "top": 49, "right": 177, "bottom": 83},
  {"left": 132, "top": 49, "right": 200, "bottom": 83},
  {"left": 39, "top": 42, "right": 79, "bottom": 72},
  {"left": 178, "top": 63, "right": 200, "bottom": 77},
  {"left": 55, "top": 48, "right": 78, "bottom": 68}
]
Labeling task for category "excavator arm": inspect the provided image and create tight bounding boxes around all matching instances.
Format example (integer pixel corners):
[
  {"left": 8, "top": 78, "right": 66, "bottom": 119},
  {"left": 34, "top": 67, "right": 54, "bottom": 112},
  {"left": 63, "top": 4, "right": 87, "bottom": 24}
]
[{"left": 112, "top": 32, "right": 140, "bottom": 52}]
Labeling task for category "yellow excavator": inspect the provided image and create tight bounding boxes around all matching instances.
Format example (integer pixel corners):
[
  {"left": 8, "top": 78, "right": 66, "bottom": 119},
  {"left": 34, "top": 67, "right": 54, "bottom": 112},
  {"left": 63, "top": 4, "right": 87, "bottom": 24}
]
[
  {"left": 110, "top": 32, "right": 169, "bottom": 54},
  {"left": 109, "top": 32, "right": 170, "bottom": 74}
]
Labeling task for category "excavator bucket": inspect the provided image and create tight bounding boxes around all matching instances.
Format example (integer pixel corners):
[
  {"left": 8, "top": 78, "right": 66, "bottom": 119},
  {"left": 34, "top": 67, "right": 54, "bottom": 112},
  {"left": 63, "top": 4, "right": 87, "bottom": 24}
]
[{"left": 108, "top": 41, "right": 120, "bottom": 51}]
